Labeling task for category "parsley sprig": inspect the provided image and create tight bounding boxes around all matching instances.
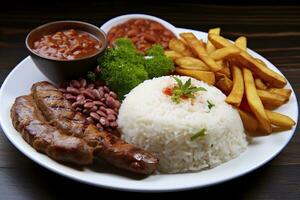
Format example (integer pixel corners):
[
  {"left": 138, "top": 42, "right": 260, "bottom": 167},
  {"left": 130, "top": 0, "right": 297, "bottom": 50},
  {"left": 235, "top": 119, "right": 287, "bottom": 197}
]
[
  {"left": 207, "top": 100, "right": 215, "bottom": 109},
  {"left": 191, "top": 128, "right": 207, "bottom": 141},
  {"left": 171, "top": 77, "right": 207, "bottom": 104}
]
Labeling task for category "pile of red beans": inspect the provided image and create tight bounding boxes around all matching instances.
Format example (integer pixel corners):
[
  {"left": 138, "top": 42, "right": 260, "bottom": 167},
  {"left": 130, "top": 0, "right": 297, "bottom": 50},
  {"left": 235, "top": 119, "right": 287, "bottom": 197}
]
[
  {"left": 107, "top": 18, "right": 176, "bottom": 52},
  {"left": 59, "top": 78, "right": 121, "bottom": 135}
]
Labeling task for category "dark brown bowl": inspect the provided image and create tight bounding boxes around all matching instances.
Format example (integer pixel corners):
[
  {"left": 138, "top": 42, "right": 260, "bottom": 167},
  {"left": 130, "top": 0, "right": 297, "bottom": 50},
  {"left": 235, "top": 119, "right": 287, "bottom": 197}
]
[{"left": 26, "top": 21, "right": 107, "bottom": 83}]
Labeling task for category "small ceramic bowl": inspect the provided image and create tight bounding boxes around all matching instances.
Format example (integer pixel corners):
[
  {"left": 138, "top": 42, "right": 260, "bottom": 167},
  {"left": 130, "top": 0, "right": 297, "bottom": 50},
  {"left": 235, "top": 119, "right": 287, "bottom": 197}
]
[
  {"left": 100, "top": 14, "right": 179, "bottom": 36},
  {"left": 26, "top": 21, "right": 107, "bottom": 83}
]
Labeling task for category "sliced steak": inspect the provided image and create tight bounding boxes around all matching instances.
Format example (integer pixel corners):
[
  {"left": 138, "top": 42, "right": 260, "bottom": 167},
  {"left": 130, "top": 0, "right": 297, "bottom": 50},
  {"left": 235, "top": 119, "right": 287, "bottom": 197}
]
[{"left": 11, "top": 95, "right": 93, "bottom": 165}]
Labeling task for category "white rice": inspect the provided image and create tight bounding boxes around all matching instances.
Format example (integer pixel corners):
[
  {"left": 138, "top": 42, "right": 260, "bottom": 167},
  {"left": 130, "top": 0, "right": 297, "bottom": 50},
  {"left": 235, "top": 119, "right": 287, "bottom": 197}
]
[{"left": 117, "top": 76, "right": 248, "bottom": 173}]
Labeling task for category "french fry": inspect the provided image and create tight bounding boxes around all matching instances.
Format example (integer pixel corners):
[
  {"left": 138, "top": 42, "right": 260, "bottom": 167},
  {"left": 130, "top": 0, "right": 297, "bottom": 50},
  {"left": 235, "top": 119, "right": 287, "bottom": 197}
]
[
  {"left": 180, "top": 33, "right": 222, "bottom": 72},
  {"left": 208, "top": 34, "right": 287, "bottom": 88},
  {"left": 216, "top": 60, "right": 231, "bottom": 78},
  {"left": 175, "top": 68, "right": 215, "bottom": 85},
  {"left": 209, "top": 46, "right": 240, "bottom": 61},
  {"left": 206, "top": 28, "right": 221, "bottom": 53},
  {"left": 255, "top": 78, "right": 268, "bottom": 90},
  {"left": 208, "top": 33, "right": 233, "bottom": 49},
  {"left": 243, "top": 68, "right": 272, "bottom": 134},
  {"left": 235, "top": 36, "right": 247, "bottom": 51},
  {"left": 272, "top": 126, "right": 293, "bottom": 132},
  {"left": 256, "top": 89, "right": 287, "bottom": 109},
  {"left": 215, "top": 77, "right": 233, "bottom": 94},
  {"left": 238, "top": 109, "right": 258, "bottom": 133},
  {"left": 169, "top": 39, "right": 193, "bottom": 57},
  {"left": 265, "top": 109, "right": 295, "bottom": 128},
  {"left": 238, "top": 52, "right": 287, "bottom": 88},
  {"left": 164, "top": 50, "right": 183, "bottom": 60},
  {"left": 268, "top": 88, "right": 292, "bottom": 100},
  {"left": 226, "top": 65, "right": 244, "bottom": 106},
  {"left": 175, "top": 57, "right": 210, "bottom": 71}
]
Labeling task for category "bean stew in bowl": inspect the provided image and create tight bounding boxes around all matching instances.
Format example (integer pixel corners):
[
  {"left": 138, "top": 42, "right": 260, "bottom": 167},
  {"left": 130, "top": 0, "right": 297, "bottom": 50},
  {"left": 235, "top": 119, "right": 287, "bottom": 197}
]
[
  {"left": 101, "top": 14, "right": 178, "bottom": 51},
  {"left": 26, "top": 21, "right": 107, "bottom": 83}
]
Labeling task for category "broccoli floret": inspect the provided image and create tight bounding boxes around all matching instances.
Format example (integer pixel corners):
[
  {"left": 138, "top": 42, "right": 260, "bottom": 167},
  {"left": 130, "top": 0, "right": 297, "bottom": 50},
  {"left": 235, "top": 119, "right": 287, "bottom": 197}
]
[
  {"left": 99, "top": 61, "right": 148, "bottom": 98},
  {"left": 146, "top": 44, "right": 165, "bottom": 56},
  {"left": 143, "top": 45, "right": 174, "bottom": 78},
  {"left": 114, "top": 38, "right": 136, "bottom": 51}
]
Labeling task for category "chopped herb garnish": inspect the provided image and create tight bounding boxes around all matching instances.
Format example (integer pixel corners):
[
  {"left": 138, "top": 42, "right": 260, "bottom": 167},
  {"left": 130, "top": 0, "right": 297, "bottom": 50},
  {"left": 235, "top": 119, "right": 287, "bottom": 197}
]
[
  {"left": 191, "top": 128, "right": 206, "bottom": 141},
  {"left": 171, "top": 77, "right": 206, "bottom": 104},
  {"left": 207, "top": 100, "right": 215, "bottom": 109}
]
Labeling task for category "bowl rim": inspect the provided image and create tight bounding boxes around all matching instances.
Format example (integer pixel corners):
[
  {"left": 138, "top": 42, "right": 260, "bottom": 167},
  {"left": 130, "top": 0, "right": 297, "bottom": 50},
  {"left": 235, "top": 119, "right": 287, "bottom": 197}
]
[
  {"left": 100, "top": 13, "right": 179, "bottom": 36},
  {"left": 25, "top": 20, "right": 108, "bottom": 62}
]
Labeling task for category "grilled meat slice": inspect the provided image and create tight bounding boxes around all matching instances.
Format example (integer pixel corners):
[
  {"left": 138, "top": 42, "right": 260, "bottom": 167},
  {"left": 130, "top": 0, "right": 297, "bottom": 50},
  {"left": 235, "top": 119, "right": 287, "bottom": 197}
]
[
  {"left": 32, "top": 81, "right": 159, "bottom": 174},
  {"left": 31, "top": 82, "right": 86, "bottom": 137},
  {"left": 11, "top": 95, "right": 93, "bottom": 165},
  {"left": 84, "top": 125, "right": 158, "bottom": 174}
]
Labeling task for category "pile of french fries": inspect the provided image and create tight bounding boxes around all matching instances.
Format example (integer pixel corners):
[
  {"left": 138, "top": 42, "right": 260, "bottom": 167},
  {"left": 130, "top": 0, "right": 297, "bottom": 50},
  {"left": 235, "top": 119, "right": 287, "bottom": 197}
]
[{"left": 165, "top": 28, "right": 295, "bottom": 136}]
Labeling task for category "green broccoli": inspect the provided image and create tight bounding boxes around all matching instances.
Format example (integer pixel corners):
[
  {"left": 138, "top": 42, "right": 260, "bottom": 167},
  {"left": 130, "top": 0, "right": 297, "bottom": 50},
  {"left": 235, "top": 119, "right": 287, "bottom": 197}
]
[
  {"left": 144, "top": 45, "right": 174, "bottom": 78},
  {"left": 97, "top": 38, "right": 174, "bottom": 99},
  {"left": 98, "top": 38, "right": 148, "bottom": 99},
  {"left": 99, "top": 61, "right": 148, "bottom": 98}
]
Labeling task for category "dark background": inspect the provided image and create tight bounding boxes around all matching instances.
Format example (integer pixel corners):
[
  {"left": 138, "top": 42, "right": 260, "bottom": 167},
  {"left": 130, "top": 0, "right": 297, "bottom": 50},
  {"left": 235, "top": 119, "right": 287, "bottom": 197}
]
[{"left": 0, "top": 1, "right": 299, "bottom": 199}]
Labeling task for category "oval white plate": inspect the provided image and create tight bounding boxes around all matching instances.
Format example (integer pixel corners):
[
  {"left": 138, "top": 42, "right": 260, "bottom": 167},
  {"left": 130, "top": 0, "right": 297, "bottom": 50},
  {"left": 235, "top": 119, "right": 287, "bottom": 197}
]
[{"left": 0, "top": 25, "right": 298, "bottom": 191}]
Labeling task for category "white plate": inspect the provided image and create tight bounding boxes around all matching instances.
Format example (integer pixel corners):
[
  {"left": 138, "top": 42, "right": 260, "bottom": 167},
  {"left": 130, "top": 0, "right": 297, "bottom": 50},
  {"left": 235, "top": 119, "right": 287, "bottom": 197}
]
[{"left": 0, "top": 23, "right": 298, "bottom": 192}]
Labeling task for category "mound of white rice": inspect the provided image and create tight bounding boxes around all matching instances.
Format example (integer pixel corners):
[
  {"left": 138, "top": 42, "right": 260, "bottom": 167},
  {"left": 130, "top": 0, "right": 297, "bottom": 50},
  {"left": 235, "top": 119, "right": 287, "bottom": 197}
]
[{"left": 117, "top": 76, "right": 247, "bottom": 173}]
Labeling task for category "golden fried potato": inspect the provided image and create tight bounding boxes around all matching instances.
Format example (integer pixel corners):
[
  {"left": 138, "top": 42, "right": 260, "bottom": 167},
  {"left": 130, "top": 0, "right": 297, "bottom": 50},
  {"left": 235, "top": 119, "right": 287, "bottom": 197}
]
[
  {"left": 268, "top": 88, "right": 292, "bottom": 100},
  {"left": 216, "top": 60, "right": 231, "bottom": 78},
  {"left": 206, "top": 28, "right": 221, "bottom": 53},
  {"left": 175, "top": 68, "right": 215, "bottom": 85},
  {"left": 164, "top": 50, "right": 183, "bottom": 60},
  {"left": 238, "top": 109, "right": 258, "bottom": 133},
  {"left": 180, "top": 33, "right": 222, "bottom": 72},
  {"left": 256, "top": 89, "right": 287, "bottom": 109},
  {"left": 255, "top": 78, "right": 268, "bottom": 90},
  {"left": 235, "top": 36, "right": 247, "bottom": 50},
  {"left": 175, "top": 57, "right": 210, "bottom": 71},
  {"left": 208, "top": 34, "right": 287, "bottom": 88},
  {"left": 226, "top": 65, "right": 244, "bottom": 107},
  {"left": 239, "top": 52, "right": 287, "bottom": 88},
  {"left": 209, "top": 46, "right": 240, "bottom": 61},
  {"left": 215, "top": 77, "right": 233, "bottom": 95},
  {"left": 243, "top": 68, "right": 272, "bottom": 134},
  {"left": 265, "top": 109, "right": 295, "bottom": 128},
  {"left": 208, "top": 33, "right": 233, "bottom": 49},
  {"left": 169, "top": 39, "right": 193, "bottom": 57}
]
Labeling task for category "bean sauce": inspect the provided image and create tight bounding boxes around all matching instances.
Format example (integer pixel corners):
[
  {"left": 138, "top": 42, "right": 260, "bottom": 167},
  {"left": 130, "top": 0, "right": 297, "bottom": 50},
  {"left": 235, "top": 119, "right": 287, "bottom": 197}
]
[
  {"left": 107, "top": 19, "right": 176, "bottom": 52},
  {"left": 33, "top": 29, "right": 102, "bottom": 60}
]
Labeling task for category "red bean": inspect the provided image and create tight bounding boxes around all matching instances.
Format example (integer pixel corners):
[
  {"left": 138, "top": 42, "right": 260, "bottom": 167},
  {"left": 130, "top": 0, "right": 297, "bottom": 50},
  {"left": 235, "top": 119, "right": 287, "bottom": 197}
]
[
  {"left": 86, "top": 83, "right": 94, "bottom": 90},
  {"left": 82, "top": 90, "right": 95, "bottom": 99},
  {"left": 84, "top": 102, "right": 95, "bottom": 108},
  {"left": 79, "top": 79, "right": 87, "bottom": 88},
  {"left": 107, "top": 114, "right": 116, "bottom": 121},
  {"left": 65, "top": 93, "right": 76, "bottom": 101},
  {"left": 90, "top": 112, "right": 100, "bottom": 120},
  {"left": 70, "top": 80, "right": 81, "bottom": 89},
  {"left": 76, "top": 94, "right": 85, "bottom": 101},
  {"left": 90, "top": 105, "right": 98, "bottom": 112},
  {"left": 66, "top": 87, "right": 80, "bottom": 95},
  {"left": 96, "top": 110, "right": 107, "bottom": 117}
]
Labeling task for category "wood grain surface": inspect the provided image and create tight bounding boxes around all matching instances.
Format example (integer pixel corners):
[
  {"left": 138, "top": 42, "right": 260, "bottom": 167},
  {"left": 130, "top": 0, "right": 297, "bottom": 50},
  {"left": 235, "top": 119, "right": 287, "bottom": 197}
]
[{"left": 0, "top": 2, "right": 299, "bottom": 199}]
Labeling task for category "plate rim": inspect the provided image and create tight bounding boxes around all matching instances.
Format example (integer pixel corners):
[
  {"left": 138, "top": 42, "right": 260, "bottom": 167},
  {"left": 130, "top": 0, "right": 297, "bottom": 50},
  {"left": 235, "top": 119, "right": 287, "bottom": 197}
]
[{"left": 0, "top": 28, "right": 298, "bottom": 192}]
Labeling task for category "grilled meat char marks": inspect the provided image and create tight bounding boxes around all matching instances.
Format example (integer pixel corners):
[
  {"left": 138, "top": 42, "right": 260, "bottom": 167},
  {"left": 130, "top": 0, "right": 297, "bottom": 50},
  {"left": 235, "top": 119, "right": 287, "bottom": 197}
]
[
  {"left": 11, "top": 95, "right": 93, "bottom": 164},
  {"left": 32, "top": 81, "right": 158, "bottom": 174}
]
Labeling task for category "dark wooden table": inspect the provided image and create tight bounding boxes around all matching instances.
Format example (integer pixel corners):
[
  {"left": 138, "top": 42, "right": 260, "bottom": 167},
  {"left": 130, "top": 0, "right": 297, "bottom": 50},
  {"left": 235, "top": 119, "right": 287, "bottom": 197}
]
[{"left": 1, "top": 2, "right": 299, "bottom": 199}]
